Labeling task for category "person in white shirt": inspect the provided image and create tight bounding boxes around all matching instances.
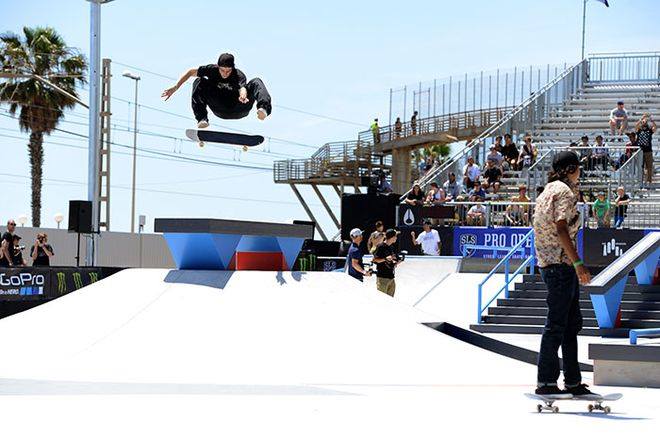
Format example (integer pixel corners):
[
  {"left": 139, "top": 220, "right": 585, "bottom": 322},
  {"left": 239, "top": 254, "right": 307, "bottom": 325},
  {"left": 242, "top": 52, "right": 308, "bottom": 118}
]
[
  {"left": 463, "top": 156, "right": 481, "bottom": 189},
  {"left": 410, "top": 220, "right": 441, "bottom": 256},
  {"left": 609, "top": 101, "right": 628, "bottom": 136}
]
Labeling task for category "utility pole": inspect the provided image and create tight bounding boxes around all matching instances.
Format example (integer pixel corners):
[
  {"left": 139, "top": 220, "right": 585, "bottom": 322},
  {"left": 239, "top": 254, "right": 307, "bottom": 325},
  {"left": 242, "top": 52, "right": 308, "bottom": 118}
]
[
  {"left": 122, "top": 70, "right": 141, "bottom": 233},
  {"left": 99, "top": 58, "right": 112, "bottom": 231},
  {"left": 581, "top": 0, "right": 587, "bottom": 60}
]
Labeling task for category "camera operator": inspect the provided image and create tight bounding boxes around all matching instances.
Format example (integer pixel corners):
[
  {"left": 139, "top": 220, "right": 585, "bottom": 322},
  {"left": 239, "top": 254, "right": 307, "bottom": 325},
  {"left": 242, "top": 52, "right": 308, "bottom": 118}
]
[
  {"left": 11, "top": 235, "right": 26, "bottom": 267},
  {"left": 372, "top": 229, "right": 401, "bottom": 297},
  {"left": 0, "top": 219, "right": 17, "bottom": 267},
  {"left": 346, "top": 228, "right": 371, "bottom": 282},
  {"left": 31, "top": 233, "right": 55, "bottom": 266}
]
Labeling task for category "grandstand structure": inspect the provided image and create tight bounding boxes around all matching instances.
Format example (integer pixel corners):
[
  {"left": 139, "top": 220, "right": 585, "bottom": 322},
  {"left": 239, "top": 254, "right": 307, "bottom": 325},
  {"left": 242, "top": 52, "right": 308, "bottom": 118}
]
[{"left": 274, "top": 52, "right": 660, "bottom": 236}]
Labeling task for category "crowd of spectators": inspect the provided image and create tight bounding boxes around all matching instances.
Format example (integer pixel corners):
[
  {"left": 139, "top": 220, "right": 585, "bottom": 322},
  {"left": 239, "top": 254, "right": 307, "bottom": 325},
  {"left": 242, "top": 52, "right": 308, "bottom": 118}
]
[{"left": 0, "top": 219, "right": 54, "bottom": 267}]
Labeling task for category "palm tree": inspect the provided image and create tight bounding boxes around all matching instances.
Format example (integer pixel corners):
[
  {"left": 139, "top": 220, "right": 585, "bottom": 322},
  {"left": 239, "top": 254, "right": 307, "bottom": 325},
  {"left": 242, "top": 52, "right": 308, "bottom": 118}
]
[{"left": 0, "top": 26, "right": 87, "bottom": 226}]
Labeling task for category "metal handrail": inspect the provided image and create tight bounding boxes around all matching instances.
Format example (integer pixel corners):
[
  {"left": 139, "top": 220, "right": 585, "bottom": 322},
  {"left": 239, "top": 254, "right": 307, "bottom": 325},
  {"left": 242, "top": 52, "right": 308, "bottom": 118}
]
[
  {"left": 476, "top": 228, "right": 535, "bottom": 323},
  {"left": 403, "top": 59, "right": 588, "bottom": 200}
]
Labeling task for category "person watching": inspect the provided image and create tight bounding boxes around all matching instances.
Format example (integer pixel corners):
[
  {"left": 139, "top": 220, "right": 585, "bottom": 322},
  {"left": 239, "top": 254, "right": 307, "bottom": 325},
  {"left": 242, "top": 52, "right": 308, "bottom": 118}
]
[
  {"left": 592, "top": 192, "right": 611, "bottom": 228},
  {"left": 468, "top": 180, "right": 486, "bottom": 202},
  {"left": 635, "top": 113, "right": 657, "bottom": 186},
  {"left": 31, "top": 233, "right": 55, "bottom": 266},
  {"left": 405, "top": 183, "right": 425, "bottom": 206},
  {"left": 0, "top": 219, "right": 17, "bottom": 267},
  {"left": 483, "top": 159, "right": 502, "bottom": 194},
  {"left": 372, "top": 229, "right": 401, "bottom": 297},
  {"left": 463, "top": 156, "right": 481, "bottom": 189},
  {"left": 466, "top": 203, "right": 486, "bottom": 226},
  {"left": 367, "top": 221, "right": 386, "bottom": 254},
  {"left": 425, "top": 182, "right": 446, "bottom": 205},
  {"left": 613, "top": 186, "right": 630, "bottom": 229},
  {"left": 411, "top": 220, "right": 441, "bottom": 256},
  {"left": 518, "top": 136, "right": 538, "bottom": 170},
  {"left": 443, "top": 172, "right": 463, "bottom": 201},
  {"left": 609, "top": 100, "right": 628, "bottom": 137},
  {"left": 592, "top": 135, "right": 610, "bottom": 171},
  {"left": 11, "top": 235, "right": 26, "bottom": 267},
  {"left": 501, "top": 133, "right": 519, "bottom": 170},
  {"left": 346, "top": 228, "right": 371, "bottom": 282},
  {"left": 486, "top": 145, "right": 504, "bottom": 168}
]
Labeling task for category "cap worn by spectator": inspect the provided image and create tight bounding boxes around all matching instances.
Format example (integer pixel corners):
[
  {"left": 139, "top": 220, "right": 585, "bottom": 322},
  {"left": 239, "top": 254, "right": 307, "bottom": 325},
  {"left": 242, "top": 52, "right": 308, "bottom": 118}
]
[
  {"left": 350, "top": 228, "right": 363, "bottom": 238},
  {"left": 423, "top": 219, "right": 432, "bottom": 226},
  {"left": 617, "top": 100, "right": 624, "bottom": 105}
]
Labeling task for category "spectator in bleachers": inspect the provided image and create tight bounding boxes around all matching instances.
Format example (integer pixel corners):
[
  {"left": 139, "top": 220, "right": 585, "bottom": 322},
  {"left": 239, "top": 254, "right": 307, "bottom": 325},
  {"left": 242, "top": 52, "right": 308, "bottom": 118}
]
[
  {"left": 592, "top": 192, "right": 611, "bottom": 228},
  {"left": 30, "top": 233, "right": 54, "bottom": 266},
  {"left": 11, "top": 235, "right": 26, "bottom": 267},
  {"left": 616, "top": 133, "right": 637, "bottom": 170},
  {"left": 468, "top": 180, "right": 486, "bottom": 202},
  {"left": 518, "top": 136, "right": 538, "bottom": 170},
  {"left": 501, "top": 133, "right": 519, "bottom": 170},
  {"left": 487, "top": 145, "right": 504, "bottom": 168},
  {"left": 411, "top": 111, "right": 418, "bottom": 135},
  {"left": 613, "top": 186, "right": 630, "bottom": 229},
  {"left": 410, "top": 220, "right": 441, "bottom": 256},
  {"left": 463, "top": 156, "right": 481, "bottom": 189},
  {"left": 483, "top": 159, "right": 502, "bottom": 193},
  {"left": 492, "top": 135, "right": 504, "bottom": 153},
  {"left": 505, "top": 184, "right": 531, "bottom": 226},
  {"left": 592, "top": 135, "right": 610, "bottom": 171},
  {"left": 443, "top": 172, "right": 463, "bottom": 201},
  {"left": 0, "top": 219, "right": 17, "bottom": 267},
  {"left": 635, "top": 113, "right": 657, "bottom": 185},
  {"left": 346, "top": 228, "right": 370, "bottom": 282},
  {"left": 404, "top": 183, "right": 425, "bottom": 206},
  {"left": 376, "top": 172, "right": 393, "bottom": 193},
  {"left": 466, "top": 203, "right": 486, "bottom": 226},
  {"left": 576, "top": 135, "right": 593, "bottom": 171},
  {"left": 371, "top": 118, "right": 380, "bottom": 144},
  {"left": 368, "top": 220, "right": 385, "bottom": 254},
  {"left": 394, "top": 117, "right": 402, "bottom": 138},
  {"left": 609, "top": 101, "right": 628, "bottom": 137},
  {"left": 426, "top": 182, "right": 447, "bottom": 205}
]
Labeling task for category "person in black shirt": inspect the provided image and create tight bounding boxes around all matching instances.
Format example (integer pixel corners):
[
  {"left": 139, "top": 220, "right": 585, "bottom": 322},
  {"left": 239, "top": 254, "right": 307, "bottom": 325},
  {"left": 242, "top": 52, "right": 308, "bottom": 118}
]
[
  {"left": 501, "top": 133, "right": 519, "bottom": 170},
  {"left": 483, "top": 159, "right": 502, "bottom": 193},
  {"left": 0, "top": 219, "right": 16, "bottom": 267},
  {"left": 31, "top": 233, "right": 55, "bottom": 266},
  {"left": 11, "top": 235, "right": 26, "bottom": 267},
  {"left": 613, "top": 186, "right": 630, "bottom": 229},
  {"left": 373, "top": 229, "right": 401, "bottom": 297},
  {"left": 405, "top": 183, "right": 425, "bottom": 206},
  {"left": 162, "top": 53, "right": 272, "bottom": 127},
  {"left": 635, "top": 113, "right": 657, "bottom": 185}
]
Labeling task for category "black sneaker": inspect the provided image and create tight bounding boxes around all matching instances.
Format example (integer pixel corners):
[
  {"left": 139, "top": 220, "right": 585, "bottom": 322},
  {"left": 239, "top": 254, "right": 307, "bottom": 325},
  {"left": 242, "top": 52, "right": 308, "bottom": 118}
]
[
  {"left": 535, "top": 385, "right": 573, "bottom": 399},
  {"left": 565, "top": 383, "right": 601, "bottom": 399}
]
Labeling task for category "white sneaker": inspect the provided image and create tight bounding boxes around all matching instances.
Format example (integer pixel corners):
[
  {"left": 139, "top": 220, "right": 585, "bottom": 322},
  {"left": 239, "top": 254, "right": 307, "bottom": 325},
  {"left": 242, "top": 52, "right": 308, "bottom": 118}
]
[
  {"left": 197, "top": 119, "right": 209, "bottom": 129},
  {"left": 257, "top": 108, "right": 268, "bottom": 121}
]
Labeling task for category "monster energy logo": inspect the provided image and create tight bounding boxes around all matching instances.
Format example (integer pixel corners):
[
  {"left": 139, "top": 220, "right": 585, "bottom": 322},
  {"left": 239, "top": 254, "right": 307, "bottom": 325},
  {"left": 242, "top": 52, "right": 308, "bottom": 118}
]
[
  {"left": 56, "top": 272, "right": 66, "bottom": 295},
  {"left": 72, "top": 272, "right": 83, "bottom": 290},
  {"left": 89, "top": 272, "right": 99, "bottom": 283},
  {"left": 297, "top": 254, "right": 317, "bottom": 271}
]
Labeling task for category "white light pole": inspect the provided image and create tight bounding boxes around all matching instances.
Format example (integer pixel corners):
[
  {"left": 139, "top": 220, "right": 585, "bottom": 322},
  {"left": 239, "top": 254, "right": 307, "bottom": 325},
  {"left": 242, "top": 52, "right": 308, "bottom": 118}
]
[
  {"left": 18, "top": 214, "right": 28, "bottom": 227},
  {"left": 122, "top": 70, "right": 141, "bottom": 233},
  {"left": 87, "top": 0, "right": 115, "bottom": 266},
  {"left": 54, "top": 213, "right": 64, "bottom": 229}
]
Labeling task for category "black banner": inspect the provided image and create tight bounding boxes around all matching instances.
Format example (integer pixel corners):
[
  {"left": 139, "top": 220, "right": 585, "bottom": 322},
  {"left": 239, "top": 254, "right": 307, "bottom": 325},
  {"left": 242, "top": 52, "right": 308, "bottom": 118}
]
[
  {"left": 0, "top": 267, "right": 121, "bottom": 301},
  {"left": 583, "top": 228, "right": 646, "bottom": 267},
  {"left": 397, "top": 226, "right": 455, "bottom": 256},
  {"left": 397, "top": 205, "right": 456, "bottom": 227}
]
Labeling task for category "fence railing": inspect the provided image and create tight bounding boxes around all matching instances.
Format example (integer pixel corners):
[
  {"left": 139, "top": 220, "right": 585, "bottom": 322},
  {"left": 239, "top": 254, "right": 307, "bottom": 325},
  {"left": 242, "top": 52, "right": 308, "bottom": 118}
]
[
  {"left": 403, "top": 59, "right": 589, "bottom": 200},
  {"left": 588, "top": 52, "right": 660, "bottom": 83}
]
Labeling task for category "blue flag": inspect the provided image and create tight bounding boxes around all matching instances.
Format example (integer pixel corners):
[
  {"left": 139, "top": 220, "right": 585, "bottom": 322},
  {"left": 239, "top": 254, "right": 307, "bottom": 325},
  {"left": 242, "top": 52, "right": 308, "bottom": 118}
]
[{"left": 595, "top": 0, "right": 609, "bottom": 6}]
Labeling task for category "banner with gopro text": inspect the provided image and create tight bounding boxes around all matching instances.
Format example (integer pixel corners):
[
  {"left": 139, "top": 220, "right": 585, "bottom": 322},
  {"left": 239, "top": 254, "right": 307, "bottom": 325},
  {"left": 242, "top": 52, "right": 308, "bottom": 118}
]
[{"left": 0, "top": 267, "right": 121, "bottom": 300}]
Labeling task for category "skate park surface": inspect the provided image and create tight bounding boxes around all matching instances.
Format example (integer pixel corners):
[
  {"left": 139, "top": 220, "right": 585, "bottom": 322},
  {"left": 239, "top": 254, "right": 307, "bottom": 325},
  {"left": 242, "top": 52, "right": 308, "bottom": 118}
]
[{"left": 0, "top": 261, "right": 659, "bottom": 439}]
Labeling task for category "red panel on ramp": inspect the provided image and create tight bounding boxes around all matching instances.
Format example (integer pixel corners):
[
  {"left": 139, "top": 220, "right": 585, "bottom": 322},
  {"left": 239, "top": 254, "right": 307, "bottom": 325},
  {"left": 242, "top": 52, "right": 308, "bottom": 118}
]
[{"left": 234, "top": 252, "right": 286, "bottom": 271}]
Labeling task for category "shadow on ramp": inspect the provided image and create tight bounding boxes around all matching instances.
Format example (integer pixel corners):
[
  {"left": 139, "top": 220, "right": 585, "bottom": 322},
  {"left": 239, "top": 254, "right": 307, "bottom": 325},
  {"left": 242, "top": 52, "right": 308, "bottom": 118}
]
[
  {"left": 425, "top": 322, "right": 593, "bottom": 372},
  {"left": 164, "top": 270, "right": 234, "bottom": 289}
]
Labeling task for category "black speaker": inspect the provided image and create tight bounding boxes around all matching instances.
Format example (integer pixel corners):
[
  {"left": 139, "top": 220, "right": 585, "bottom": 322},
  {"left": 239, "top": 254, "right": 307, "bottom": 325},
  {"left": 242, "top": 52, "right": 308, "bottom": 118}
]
[
  {"left": 68, "top": 200, "right": 93, "bottom": 233},
  {"left": 340, "top": 193, "right": 399, "bottom": 241}
]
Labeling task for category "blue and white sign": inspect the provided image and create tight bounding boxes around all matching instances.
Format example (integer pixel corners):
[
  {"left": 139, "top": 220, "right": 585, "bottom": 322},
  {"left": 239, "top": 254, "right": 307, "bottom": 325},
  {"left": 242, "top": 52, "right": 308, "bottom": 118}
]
[{"left": 453, "top": 227, "right": 533, "bottom": 258}]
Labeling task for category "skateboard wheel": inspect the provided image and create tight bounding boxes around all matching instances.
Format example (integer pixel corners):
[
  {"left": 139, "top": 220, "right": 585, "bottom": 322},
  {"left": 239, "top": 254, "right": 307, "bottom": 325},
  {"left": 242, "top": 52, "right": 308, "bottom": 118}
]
[
  {"left": 536, "top": 404, "right": 542, "bottom": 413},
  {"left": 604, "top": 406, "right": 611, "bottom": 414},
  {"left": 199, "top": 141, "right": 205, "bottom": 148},
  {"left": 552, "top": 407, "right": 559, "bottom": 413},
  {"left": 588, "top": 404, "right": 594, "bottom": 412},
  {"left": 242, "top": 145, "right": 248, "bottom": 152}
]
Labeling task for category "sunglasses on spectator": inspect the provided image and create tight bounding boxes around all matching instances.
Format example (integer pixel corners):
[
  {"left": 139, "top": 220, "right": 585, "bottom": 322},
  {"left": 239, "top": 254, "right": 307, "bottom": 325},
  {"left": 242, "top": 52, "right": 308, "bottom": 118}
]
[{"left": 8, "top": 222, "right": 16, "bottom": 226}]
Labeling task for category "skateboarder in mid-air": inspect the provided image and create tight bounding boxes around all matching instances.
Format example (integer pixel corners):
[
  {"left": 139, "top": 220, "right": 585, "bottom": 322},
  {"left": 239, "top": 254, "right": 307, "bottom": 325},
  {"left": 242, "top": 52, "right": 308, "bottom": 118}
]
[{"left": 161, "top": 53, "right": 272, "bottom": 128}]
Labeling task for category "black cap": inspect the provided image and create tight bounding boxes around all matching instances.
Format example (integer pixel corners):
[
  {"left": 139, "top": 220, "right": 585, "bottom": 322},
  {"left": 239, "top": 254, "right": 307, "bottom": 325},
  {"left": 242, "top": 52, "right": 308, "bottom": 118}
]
[
  {"left": 217, "top": 53, "right": 235, "bottom": 68},
  {"left": 617, "top": 100, "right": 624, "bottom": 105},
  {"left": 423, "top": 219, "right": 432, "bottom": 226},
  {"left": 385, "top": 229, "right": 398, "bottom": 239},
  {"left": 552, "top": 151, "right": 579, "bottom": 173}
]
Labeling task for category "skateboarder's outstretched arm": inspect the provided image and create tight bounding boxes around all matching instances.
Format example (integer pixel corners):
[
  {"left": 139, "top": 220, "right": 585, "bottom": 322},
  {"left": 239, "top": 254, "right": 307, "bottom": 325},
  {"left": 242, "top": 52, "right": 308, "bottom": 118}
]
[{"left": 161, "top": 68, "right": 198, "bottom": 101}]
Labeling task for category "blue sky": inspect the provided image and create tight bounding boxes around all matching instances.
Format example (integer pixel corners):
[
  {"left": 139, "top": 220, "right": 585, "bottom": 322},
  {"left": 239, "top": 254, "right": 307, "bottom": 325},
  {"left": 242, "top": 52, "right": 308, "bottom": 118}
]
[{"left": 1, "top": 0, "right": 659, "bottom": 234}]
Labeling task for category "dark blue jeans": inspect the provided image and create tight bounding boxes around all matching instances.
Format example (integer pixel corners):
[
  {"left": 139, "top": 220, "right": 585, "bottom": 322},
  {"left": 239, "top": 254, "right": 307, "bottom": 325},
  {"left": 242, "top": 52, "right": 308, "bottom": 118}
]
[{"left": 537, "top": 264, "right": 583, "bottom": 387}]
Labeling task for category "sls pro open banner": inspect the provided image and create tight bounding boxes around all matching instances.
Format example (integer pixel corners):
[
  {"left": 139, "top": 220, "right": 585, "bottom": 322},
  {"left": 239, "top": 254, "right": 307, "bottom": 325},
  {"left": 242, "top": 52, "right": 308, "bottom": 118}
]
[{"left": 453, "top": 227, "right": 533, "bottom": 258}]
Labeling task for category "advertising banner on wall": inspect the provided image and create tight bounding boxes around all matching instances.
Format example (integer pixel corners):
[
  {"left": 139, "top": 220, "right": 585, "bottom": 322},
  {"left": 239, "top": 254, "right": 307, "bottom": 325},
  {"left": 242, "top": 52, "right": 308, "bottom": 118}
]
[
  {"left": 397, "top": 226, "right": 455, "bottom": 256},
  {"left": 583, "top": 228, "right": 646, "bottom": 267},
  {"left": 452, "top": 227, "right": 533, "bottom": 259}
]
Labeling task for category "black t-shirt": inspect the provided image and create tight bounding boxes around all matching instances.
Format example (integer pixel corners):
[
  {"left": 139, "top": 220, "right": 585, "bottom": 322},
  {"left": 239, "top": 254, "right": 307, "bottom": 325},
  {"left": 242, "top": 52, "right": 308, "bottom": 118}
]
[
  {"left": 636, "top": 126, "right": 654, "bottom": 153},
  {"left": 11, "top": 248, "right": 24, "bottom": 266},
  {"left": 30, "top": 243, "right": 53, "bottom": 266},
  {"left": 197, "top": 65, "right": 247, "bottom": 102},
  {"left": 501, "top": 143, "right": 519, "bottom": 161},
  {"left": 615, "top": 194, "right": 630, "bottom": 217},
  {"left": 483, "top": 167, "right": 502, "bottom": 184},
  {"left": 0, "top": 232, "right": 14, "bottom": 266},
  {"left": 406, "top": 190, "right": 424, "bottom": 203},
  {"left": 374, "top": 242, "right": 396, "bottom": 279}
]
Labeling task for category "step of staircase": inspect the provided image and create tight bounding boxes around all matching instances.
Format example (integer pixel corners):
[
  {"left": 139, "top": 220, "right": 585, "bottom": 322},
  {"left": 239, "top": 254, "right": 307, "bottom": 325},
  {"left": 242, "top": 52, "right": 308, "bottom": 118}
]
[{"left": 469, "top": 323, "right": 629, "bottom": 337}]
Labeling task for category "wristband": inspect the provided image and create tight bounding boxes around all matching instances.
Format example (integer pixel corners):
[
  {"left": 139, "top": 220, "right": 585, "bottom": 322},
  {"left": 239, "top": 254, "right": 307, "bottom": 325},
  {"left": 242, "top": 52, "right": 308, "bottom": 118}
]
[{"left": 573, "top": 260, "right": 584, "bottom": 268}]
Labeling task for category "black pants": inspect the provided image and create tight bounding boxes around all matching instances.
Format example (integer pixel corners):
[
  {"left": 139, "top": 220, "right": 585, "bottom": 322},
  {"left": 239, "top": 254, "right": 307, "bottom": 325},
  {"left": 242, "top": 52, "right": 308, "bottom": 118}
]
[
  {"left": 191, "top": 77, "right": 272, "bottom": 121},
  {"left": 537, "top": 263, "right": 583, "bottom": 387}
]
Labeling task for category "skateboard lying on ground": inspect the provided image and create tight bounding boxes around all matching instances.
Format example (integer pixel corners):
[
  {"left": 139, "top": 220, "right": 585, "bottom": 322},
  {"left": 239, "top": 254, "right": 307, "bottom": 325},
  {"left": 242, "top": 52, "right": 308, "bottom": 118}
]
[
  {"left": 185, "top": 129, "right": 265, "bottom": 151},
  {"left": 524, "top": 393, "right": 622, "bottom": 414}
]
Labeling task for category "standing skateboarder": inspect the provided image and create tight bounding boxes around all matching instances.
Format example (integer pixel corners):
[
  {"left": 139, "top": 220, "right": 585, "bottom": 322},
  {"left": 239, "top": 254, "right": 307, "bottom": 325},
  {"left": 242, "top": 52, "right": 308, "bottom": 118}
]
[
  {"left": 533, "top": 151, "right": 599, "bottom": 399},
  {"left": 162, "top": 53, "right": 272, "bottom": 128}
]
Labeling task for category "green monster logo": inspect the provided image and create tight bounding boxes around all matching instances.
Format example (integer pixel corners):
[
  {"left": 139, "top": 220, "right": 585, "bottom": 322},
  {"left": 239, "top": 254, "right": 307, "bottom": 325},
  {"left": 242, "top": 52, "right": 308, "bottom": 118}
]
[
  {"left": 56, "top": 272, "right": 66, "bottom": 295},
  {"left": 89, "top": 272, "right": 99, "bottom": 283},
  {"left": 297, "top": 254, "right": 317, "bottom": 271},
  {"left": 72, "top": 272, "right": 83, "bottom": 290}
]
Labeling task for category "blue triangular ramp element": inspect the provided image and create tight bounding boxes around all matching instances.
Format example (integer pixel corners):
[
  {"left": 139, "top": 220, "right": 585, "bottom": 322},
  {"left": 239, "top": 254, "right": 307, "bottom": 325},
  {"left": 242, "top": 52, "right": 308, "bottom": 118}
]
[
  {"left": 590, "top": 275, "right": 627, "bottom": 329},
  {"left": 165, "top": 233, "right": 223, "bottom": 270},
  {"left": 211, "top": 234, "right": 243, "bottom": 269},
  {"left": 634, "top": 247, "right": 660, "bottom": 285},
  {"left": 275, "top": 237, "right": 306, "bottom": 270},
  {"left": 236, "top": 235, "right": 280, "bottom": 252}
]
